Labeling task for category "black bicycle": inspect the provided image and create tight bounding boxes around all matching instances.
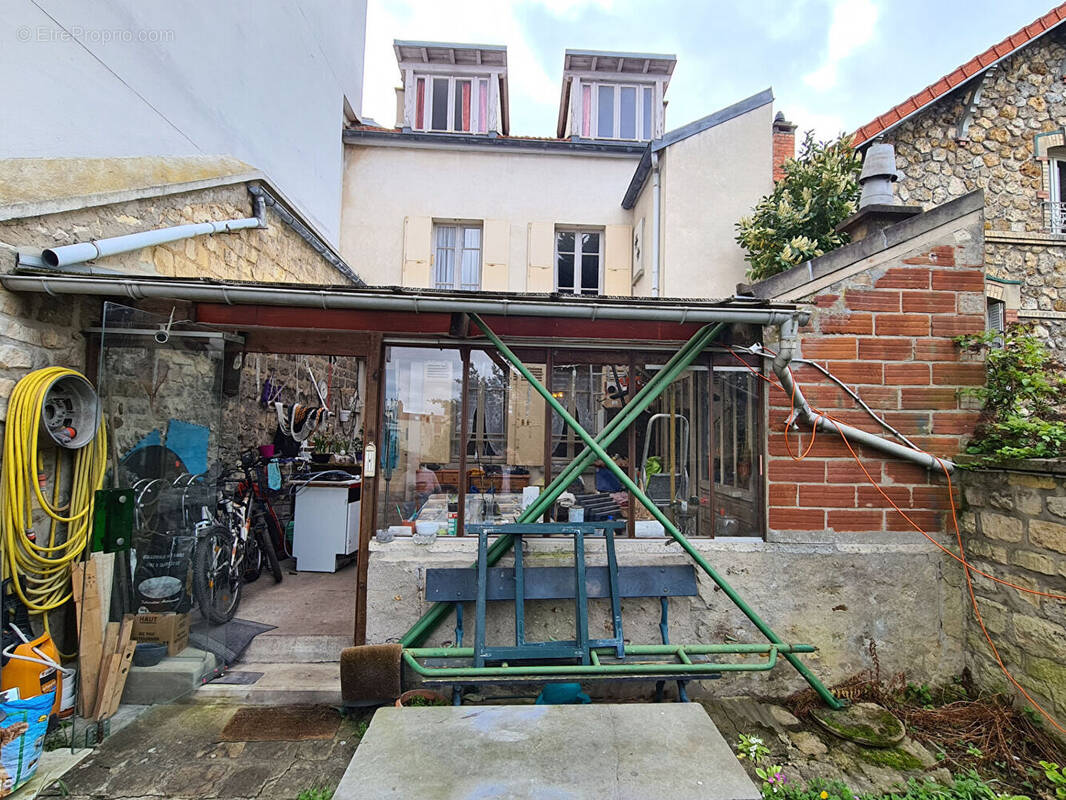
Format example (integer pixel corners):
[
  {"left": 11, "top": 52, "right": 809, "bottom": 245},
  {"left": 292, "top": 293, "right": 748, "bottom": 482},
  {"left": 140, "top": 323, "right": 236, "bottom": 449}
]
[{"left": 192, "top": 451, "right": 283, "bottom": 624}]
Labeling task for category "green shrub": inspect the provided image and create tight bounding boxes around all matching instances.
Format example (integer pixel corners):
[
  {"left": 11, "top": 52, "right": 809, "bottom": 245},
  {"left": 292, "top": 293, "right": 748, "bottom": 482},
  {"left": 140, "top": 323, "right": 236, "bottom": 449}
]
[{"left": 736, "top": 131, "right": 861, "bottom": 282}]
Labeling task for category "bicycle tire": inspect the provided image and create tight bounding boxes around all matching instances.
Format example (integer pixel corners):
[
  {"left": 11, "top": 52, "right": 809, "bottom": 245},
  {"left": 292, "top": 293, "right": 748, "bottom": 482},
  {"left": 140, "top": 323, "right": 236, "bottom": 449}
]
[
  {"left": 254, "top": 510, "right": 283, "bottom": 583},
  {"left": 243, "top": 535, "right": 263, "bottom": 583},
  {"left": 193, "top": 526, "right": 241, "bottom": 624}
]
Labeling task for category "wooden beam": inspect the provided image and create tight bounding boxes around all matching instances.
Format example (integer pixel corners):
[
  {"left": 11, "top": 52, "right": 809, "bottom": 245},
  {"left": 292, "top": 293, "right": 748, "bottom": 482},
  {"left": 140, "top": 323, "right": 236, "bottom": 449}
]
[{"left": 354, "top": 333, "right": 384, "bottom": 645}]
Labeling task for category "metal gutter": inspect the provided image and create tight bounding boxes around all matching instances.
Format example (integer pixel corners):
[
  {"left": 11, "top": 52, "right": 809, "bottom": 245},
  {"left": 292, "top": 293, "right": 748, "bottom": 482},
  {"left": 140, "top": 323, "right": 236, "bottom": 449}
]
[
  {"left": 772, "top": 318, "right": 955, "bottom": 473},
  {"left": 343, "top": 128, "right": 645, "bottom": 158},
  {"left": 0, "top": 273, "right": 807, "bottom": 326}
]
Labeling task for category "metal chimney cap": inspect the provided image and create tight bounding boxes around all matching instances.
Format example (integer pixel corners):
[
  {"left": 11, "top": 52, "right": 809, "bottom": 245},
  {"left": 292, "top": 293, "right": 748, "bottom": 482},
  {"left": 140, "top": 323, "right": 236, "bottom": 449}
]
[{"left": 859, "top": 142, "right": 899, "bottom": 183}]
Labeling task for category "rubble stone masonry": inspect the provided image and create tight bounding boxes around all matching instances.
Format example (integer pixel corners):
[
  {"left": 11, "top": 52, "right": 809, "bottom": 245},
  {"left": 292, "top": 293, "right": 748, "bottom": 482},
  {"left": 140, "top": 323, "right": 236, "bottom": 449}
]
[{"left": 877, "top": 26, "right": 1066, "bottom": 348}]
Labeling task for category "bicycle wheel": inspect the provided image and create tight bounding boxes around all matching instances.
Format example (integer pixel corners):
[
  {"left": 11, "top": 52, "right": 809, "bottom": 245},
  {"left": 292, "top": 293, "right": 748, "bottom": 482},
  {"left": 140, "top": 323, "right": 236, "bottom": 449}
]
[
  {"left": 193, "top": 526, "right": 241, "bottom": 624},
  {"left": 243, "top": 534, "right": 263, "bottom": 583},
  {"left": 254, "top": 513, "right": 283, "bottom": 584}
]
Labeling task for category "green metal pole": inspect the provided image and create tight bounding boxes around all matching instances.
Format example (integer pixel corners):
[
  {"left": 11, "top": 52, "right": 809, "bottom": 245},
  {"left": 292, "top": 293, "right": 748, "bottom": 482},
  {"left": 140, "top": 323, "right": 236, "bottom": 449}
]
[
  {"left": 400, "top": 322, "right": 724, "bottom": 647},
  {"left": 470, "top": 313, "right": 844, "bottom": 710}
]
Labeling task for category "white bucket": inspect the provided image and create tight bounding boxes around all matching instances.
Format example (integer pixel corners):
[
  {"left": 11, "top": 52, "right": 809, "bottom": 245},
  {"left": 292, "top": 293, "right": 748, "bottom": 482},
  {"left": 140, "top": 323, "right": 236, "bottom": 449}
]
[
  {"left": 58, "top": 667, "right": 76, "bottom": 717},
  {"left": 521, "top": 486, "right": 541, "bottom": 509}
]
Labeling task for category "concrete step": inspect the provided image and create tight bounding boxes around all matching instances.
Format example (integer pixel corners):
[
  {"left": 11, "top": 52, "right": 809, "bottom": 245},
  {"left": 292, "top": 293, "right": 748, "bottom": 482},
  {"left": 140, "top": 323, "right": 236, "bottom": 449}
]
[
  {"left": 191, "top": 661, "right": 341, "bottom": 706},
  {"left": 336, "top": 703, "right": 760, "bottom": 800},
  {"left": 240, "top": 633, "right": 351, "bottom": 663},
  {"left": 121, "top": 647, "right": 220, "bottom": 705}
]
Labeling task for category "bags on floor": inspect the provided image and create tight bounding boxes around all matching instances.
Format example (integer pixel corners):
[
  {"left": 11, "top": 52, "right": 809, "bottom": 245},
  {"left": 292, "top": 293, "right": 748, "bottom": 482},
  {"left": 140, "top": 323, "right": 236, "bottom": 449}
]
[{"left": 0, "top": 690, "right": 54, "bottom": 794}]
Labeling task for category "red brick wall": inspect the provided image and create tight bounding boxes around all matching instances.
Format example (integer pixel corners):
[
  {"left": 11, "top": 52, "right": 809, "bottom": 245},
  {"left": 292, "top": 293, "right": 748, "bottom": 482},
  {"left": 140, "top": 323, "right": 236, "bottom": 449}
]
[
  {"left": 772, "top": 129, "right": 795, "bottom": 183},
  {"left": 766, "top": 243, "right": 986, "bottom": 535}
]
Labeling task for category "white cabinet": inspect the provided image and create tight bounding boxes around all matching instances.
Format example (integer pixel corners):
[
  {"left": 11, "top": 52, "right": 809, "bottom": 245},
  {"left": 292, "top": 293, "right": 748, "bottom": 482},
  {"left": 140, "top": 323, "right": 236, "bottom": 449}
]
[{"left": 293, "top": 478, "right": 361, "bottom": 573}]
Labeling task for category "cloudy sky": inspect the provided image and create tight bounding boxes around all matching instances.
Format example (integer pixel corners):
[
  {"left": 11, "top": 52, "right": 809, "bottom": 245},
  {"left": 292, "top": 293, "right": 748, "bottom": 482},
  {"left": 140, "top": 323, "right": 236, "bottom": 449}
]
[{"left": 362, "top": 0, "right": 1056, "bottom": 141}]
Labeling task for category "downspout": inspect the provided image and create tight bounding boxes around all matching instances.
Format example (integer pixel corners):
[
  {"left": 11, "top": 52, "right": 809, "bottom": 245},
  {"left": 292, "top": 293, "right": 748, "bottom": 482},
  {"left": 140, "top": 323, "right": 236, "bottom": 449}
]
[
  {"left": 41, "top": 199, "right": 266, "bottom": 268},
  {"left": 651, "top": 150, "right": 661, "bottom": 298},
  {"left": 772, "top": 317, "right": 955, "bottom": 472}
]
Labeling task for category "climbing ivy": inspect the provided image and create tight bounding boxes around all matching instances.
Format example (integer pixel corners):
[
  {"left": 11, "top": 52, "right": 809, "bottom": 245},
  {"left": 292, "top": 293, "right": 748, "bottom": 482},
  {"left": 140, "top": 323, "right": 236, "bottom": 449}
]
[
  {"left": 735, "top": 131, "right": 862, "bottom": 283},
  {"left": 956, "top": 325, "right": 1066, "bottom": 462}
]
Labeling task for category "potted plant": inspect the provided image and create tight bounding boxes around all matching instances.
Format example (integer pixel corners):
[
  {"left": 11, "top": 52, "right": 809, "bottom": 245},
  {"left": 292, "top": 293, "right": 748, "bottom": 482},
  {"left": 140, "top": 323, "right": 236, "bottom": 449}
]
[
  {"left": 395, "top": 689, "right": 449, "bottom": 707},
  {"left": 310, "top": 434, "right": 336, "bottom": 464}
]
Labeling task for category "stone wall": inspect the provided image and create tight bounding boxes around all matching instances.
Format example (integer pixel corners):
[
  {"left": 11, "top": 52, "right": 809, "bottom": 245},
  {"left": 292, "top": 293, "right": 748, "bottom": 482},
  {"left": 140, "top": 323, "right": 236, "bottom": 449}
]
[
  {"left": 957, "top": 461, "right": 1066, "bottom": 728},
  {"left": 878, "top": 26, "right": 1066, "bottom": 348}
]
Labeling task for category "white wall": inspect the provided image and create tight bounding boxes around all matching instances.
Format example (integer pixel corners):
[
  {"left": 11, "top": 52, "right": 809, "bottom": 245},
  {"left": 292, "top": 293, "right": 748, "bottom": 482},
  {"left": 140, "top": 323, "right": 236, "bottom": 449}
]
[
  {"left": 0, "top": 0, "right": 366, "bottom": 244},
  {"left": 340, "top": 143, "right": 639, "bottom": 289}
]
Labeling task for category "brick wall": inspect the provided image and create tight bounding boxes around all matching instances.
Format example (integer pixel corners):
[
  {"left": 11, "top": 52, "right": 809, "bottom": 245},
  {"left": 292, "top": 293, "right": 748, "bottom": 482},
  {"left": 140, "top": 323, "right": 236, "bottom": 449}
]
[
  {"left": 772, "top": 119, "right": 796, "bottom": 183},
  {"left": 957, "top": 463, "right": 1066, "bottom": 729},
  {"left": 764, "top": 221, "right": 986, "bottom": 537}
]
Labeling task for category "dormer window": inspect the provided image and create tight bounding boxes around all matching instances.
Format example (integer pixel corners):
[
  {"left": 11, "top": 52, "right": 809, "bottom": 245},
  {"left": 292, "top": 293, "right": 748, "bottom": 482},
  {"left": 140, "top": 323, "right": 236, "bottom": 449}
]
[
  {"left": 415, "top": 75, "right": 490, "bottom": 133},
  {"left": 394, "top": 41, "right": 508, "bottom": 136},
  {"left": 558, "top": 50, "right": 676, "bottom": 142}
]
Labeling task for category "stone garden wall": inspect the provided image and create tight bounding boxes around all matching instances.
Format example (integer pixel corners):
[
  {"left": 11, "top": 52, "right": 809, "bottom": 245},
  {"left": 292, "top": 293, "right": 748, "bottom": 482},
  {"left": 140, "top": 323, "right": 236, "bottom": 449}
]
[{"left": 957, "top": 461, "right": 1066, "bottom": 728}]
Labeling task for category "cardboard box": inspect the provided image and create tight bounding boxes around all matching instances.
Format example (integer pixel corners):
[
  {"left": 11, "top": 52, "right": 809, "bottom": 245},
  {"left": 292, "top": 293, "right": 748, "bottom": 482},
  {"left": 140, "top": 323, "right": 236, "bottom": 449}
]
[{"left": 131, "top": 612, "right": 189, "bottom": 656}]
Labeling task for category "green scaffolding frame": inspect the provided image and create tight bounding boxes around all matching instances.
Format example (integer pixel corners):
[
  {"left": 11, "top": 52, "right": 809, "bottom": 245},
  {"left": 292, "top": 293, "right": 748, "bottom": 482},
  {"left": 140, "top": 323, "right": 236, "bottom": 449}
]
[{"left": 400, "top": 314, "right": 843, "bottom": 709}]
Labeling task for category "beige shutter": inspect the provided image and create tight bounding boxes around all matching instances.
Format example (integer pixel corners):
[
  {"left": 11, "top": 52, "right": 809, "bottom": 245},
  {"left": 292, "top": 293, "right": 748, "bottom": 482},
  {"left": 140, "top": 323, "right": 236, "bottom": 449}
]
[
  {"left": 507, "top": 364, "right": 546, "bottom": 464},
  {"left": 421, "top": 359, "right": 454, "bottom": 463},
  {"left": 604, "top": 224, "right": 633, "bottom": 296},
  {"left": 402, "top": 216, "right": 433, "bottom": 288},
  {"left": 482, "top": 220, "right": 509, "bottom": 291},
  {"left": 526, "top": 222, "right": 555, "bottom": 293}
]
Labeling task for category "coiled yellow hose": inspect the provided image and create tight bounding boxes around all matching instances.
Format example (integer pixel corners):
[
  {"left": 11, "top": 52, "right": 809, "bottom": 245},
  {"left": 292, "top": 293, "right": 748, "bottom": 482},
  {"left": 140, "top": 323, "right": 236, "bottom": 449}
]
[{"left": 1, "top": 367, "right": 108, "bottom": 645}]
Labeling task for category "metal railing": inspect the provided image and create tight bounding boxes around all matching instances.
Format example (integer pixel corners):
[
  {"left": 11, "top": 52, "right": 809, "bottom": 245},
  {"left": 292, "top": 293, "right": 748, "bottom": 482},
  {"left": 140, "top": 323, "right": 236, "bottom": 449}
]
[{"left": 1043, "top": 201, "right": 1066, "bottom": 233}]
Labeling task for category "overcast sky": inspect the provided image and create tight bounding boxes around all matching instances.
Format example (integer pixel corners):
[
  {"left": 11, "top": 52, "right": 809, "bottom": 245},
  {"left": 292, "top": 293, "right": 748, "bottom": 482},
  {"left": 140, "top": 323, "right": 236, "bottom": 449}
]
[{"left": 362, "top": 0, "right": 1057, "bottom": 141}]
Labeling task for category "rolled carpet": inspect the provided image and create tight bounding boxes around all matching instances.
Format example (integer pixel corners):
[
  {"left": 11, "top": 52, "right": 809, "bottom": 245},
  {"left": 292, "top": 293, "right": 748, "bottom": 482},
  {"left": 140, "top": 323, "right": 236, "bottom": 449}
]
[{"left": 340, "top": 643, "right": 403, "bottom": 707}]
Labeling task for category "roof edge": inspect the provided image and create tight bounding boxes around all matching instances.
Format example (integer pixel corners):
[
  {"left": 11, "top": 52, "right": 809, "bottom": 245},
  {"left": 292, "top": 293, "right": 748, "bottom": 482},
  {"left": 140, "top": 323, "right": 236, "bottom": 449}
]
[
  {"left": 621, "top": 88, "right": 774, "bottom": 210},
  {"left": 740, "top": 190, "right": 985, "bottom": 300}
]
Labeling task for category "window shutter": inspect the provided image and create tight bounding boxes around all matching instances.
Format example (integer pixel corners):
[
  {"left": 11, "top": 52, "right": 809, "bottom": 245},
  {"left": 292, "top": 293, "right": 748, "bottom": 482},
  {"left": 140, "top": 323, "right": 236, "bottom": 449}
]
[
  {"left": 482, "top": 220, "right": 509, "bottom": 291},
  {"left": 401, "top": 216, "right": 433, "bottom": 288},
  {"left": 526, "top": 222, "right": 555, "bottom": 292},
  {"left": 507, "top": 363, "right": 546, "bottom": 464},
  {"left": 604, "top": 224, "right": 632, "bottom": 296}
]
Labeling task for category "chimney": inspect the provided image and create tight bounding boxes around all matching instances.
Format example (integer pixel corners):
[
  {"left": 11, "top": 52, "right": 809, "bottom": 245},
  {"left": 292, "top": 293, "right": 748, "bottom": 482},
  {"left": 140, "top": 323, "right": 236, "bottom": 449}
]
[
  {"left": 772, "top": 111, "right": 797, "bottom": 182},
  {"left": 836, "top": 141, "right": 923, "bottom": 242},
  {"left": 395, "top": 86, "right": 405, "bottom": 129}
]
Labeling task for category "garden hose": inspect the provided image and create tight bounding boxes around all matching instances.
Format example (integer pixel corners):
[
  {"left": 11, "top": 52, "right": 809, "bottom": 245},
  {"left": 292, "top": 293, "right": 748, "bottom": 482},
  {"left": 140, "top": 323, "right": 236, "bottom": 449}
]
[{"left": 1, "top": 367, "right": 108, "bottom": 649}]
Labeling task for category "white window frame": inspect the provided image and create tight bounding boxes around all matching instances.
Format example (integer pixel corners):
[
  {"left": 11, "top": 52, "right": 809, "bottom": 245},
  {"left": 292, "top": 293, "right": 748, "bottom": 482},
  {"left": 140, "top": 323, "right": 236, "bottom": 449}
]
[
  {"left": 1049, "top": 154, "right": 1066, "bottom": 233},
  {"left": 554, "top": 228, "right": 604, "bottom": 296},
  {"left": 414, "top": 74, "right": 490, "bottom": 134},
  {"left": 433, "top": 222, "right": 482, "bottom": 291},
  {"left": 587, "top": 81, "right": 654, "bottom": 141}
]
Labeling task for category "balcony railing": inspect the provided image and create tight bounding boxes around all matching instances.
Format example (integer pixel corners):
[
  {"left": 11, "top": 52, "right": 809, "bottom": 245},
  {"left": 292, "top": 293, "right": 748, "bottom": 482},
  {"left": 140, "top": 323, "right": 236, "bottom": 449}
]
[{"left": 1043, "top": 201, "right": 1066, "bottom": 234}]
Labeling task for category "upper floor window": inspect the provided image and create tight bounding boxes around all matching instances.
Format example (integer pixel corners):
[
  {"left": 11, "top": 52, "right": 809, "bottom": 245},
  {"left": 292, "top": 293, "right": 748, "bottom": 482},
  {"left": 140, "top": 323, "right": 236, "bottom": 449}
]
[
  {"left": 434, "top": 223, "right": 481, "bottom": 290},
  {"left": 1048, "top": 146, "right": 1066, "bottom": 234},
  {"left": 555, "top": 229, "right": 602, "bottom": 295},
  {"left": 581, "top": 83, "right": 654, "bottom": 140},
  {"left": 415, "top": 76, "right": 489, "bottom": 134}
]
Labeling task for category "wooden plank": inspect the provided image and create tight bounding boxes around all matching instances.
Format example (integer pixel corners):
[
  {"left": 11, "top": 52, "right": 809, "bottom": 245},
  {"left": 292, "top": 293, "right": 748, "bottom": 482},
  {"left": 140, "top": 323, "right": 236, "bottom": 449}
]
[
  {"left": 93, "top": 621, "right": 119, "bottom": 711},
  {"left": 354, "top": 333, "right": 383, "bottom": 646},
  {"left": 93, "top": 552, "right": 115, "bottom": 633},
  {"left": 74, "top": 559, "right": 103, "bottom": 718},
  {"left": 99, "top": 640, "right": 135, "bottom": 720},
  {"left": 94, "top": 616, "right": 134, "bottom": 720}
]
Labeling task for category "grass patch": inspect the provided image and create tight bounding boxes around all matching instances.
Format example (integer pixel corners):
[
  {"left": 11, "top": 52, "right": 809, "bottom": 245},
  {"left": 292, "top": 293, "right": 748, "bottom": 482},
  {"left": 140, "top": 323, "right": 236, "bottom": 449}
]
[{"left": 296, "top": 788, "right": 333, "bottom": 800}]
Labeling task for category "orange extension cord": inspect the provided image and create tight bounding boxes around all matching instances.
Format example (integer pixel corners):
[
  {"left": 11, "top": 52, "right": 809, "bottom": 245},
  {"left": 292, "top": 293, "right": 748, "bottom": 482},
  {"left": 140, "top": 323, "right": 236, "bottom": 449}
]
[{"left": 730, "top": 348, "right": 1066, "bottom": 734}]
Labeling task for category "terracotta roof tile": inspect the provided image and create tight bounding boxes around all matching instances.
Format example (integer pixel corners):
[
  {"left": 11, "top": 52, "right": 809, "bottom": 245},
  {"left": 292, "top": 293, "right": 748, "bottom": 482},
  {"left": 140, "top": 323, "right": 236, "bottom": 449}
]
[{"left": 853, "top": 3, "right": 1066, "bottom": 146}]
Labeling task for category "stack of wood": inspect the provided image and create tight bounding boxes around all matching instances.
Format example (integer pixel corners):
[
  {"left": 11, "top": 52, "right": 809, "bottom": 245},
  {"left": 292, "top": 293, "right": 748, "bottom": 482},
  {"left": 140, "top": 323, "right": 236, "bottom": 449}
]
[{"left": 70, "top": 554, "right": 136, "bottom": 721}]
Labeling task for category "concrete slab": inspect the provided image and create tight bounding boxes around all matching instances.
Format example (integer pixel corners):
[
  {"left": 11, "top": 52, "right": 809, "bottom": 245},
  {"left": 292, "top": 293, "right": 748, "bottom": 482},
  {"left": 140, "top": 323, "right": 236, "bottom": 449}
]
[
  {"left": 239, "top": 565, "right": 356, "bottom": 638},
  {"left": 121, "top": 647, "right": 219, "bottom": 705},
  {"left": 193, "top": 661, "right": 341, "bottom": 706},
  {"left": 242, "top": 633, "right": 350, "bottom": 663},
  {"left": 335, "top": 703, "right": 760, "bottom": 800}
]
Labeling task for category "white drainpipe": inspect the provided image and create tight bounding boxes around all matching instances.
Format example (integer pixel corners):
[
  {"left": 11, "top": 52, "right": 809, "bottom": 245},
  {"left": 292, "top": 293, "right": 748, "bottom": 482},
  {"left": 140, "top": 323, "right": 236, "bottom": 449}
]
[
  {"left": 772, "top": 318, "right": 955, "bottom": 473},
  {"left": 42, "top": 197, "right": 267, "bottom": 268},
  {"left": 651, "top": 150, "right": 661, "bottom": 298}
]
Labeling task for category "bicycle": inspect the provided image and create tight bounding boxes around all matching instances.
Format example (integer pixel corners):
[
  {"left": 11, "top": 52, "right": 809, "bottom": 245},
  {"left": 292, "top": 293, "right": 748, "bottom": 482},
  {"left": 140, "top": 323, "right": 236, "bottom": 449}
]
[{"left": 192, "top": 450, "right": 283, "bottom": 625}]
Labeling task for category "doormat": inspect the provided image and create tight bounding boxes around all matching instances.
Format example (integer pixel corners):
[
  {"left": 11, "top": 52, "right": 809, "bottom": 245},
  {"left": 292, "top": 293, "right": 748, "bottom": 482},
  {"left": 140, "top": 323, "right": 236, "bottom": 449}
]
[
  {"left": 210, "top": 671, "right": 264, "bottom": 685},
  {"left": 190, "top": 618, "right": 276, "bottom": 666},
  {"left": 219, "top": 705, "right": 341, "bottom": 742}
]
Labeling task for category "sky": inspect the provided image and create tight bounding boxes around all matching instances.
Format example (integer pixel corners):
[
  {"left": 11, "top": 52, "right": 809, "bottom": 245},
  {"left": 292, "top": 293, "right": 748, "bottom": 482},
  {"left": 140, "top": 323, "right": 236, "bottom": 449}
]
[{"left": 361, "top": 0, "right": 1058, "bottom": 141}]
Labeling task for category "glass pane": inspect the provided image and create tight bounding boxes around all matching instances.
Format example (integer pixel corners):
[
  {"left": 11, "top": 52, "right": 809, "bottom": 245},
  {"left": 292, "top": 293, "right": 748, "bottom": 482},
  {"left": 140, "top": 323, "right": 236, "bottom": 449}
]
[
  {"left": 478, "top": 79, "right": 488, "bottom": 133},
  {"left": 431, "top": 78, "right": 449, "bottom": 130},
  {"left": 556, "top": 231, "right": 575, "bottom": 254},
  {"left": 379, "top": 348, "right": 464, "bottom": 533},
  {"left": 581, "top": 232, "right": 599, "bottom": 254},
  {"left": 581, "top": 254, "right": 599, "bottom": 294},
  {"left": 712, "top": 368, "right": 761, "bottom": 536},
  {"left": 460, "top": 244, "right": 480, "bottom": 290},
  {"left": 454, "top": 80, "right": 471, "bottom": 132},
  {"left": 597, "top": 85, "right": 614, "bottom": 137},
  {"left": 435, "top": 226, "right": 455, "bottom": 289},
  {"left": 464, "top": 227, "right": 481, "bottom": 248},
  {"left": 619, "top": 86, "right": 636, "bottom": 139},
  {"left": 462, "top": 351, "right": 543, "bottom": 527},
  {"left": 415, "top": 77, "right": 425, "bottom": 129},
  {"left": 581, "top": 84, "right": 591, "bottom": 137},
  {"left": 557, "top": 253, "right": 575, "bottom": 291},
  {"left": 643, "top": 87, "right": 653, "bottom": 139}
]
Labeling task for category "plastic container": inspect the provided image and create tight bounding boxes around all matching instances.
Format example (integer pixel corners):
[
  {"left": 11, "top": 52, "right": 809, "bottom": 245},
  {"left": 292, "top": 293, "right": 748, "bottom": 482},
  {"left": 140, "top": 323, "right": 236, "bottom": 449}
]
[
  {"left": 387, "top": 525, "right": 410, "bottom": 538},
  {"left": 133, "top": 642, "right": 168, "bottom": 667},
  {"left": 521, "top": 486, "right": 541, "bottom": 509},
  {"left": 634, "top": 520, "right": 665, "bottom": 538},
  {"left": 258, "top": 444, "right": 276, "bottom": 458},
  {"left": 414, "top": 520, "right": 439, "bottom": 536}
]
